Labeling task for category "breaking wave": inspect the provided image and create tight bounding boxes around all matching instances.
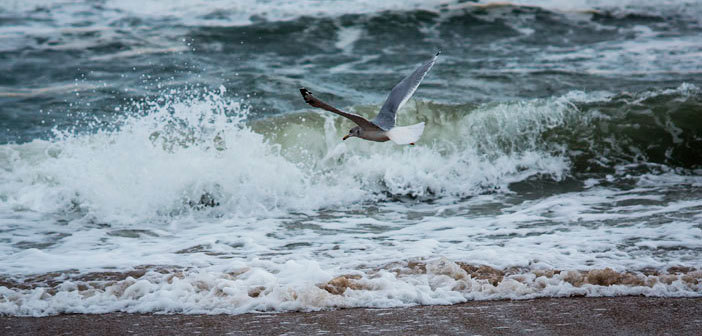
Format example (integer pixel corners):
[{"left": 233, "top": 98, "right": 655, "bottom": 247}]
[{"left": 1, "top": 84, "right": 700, "bottom": 224}]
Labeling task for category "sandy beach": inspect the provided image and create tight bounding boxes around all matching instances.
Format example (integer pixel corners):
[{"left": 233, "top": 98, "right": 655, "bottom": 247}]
[{"left": 2, "top": 297, "right": 701, "bottom": 335}]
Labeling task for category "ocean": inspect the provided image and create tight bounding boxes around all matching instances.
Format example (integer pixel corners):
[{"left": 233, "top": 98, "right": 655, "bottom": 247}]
[{"left": 0, "top": 0, "right": 701, "bottom": 316}]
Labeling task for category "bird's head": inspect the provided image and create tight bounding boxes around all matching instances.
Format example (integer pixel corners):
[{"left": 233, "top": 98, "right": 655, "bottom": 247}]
[{"left": 343, "top": 126, "right": 361, "bottom": 140}]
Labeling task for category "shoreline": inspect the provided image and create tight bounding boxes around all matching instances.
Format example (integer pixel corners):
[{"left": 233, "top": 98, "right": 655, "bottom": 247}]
[{"left": 2, "top": 296, "right": 701, "bottom": 335}]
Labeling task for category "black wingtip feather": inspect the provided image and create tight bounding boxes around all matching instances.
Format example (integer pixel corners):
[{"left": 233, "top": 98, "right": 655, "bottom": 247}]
[
  {"left": 300, "top": 88, "right": 312, "bottom": 99},
  {"left": 300, "top": 88, "right": 316, "bottom": 105}
]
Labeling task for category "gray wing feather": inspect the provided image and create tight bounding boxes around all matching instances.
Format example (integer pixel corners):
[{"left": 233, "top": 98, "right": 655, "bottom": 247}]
[{"left": 372, "top": 52, "right": 439, "bottom": 130}]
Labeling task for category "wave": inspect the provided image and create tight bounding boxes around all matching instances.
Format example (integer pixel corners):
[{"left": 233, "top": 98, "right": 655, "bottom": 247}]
[
  {"left": 6, "top": 0, "right": 702, "bottom": 22},
  {"left": 1, "top": 84, "right": 700, "bottom": 224},
  {"left": 3, "top": 0, "right": 700, "bottom": 32},
  {"left": 1, "top": 259, "right": 700, "bottom": 316},
  {"left": 1, "top": 84, "right": 701, "bottom": 316}
]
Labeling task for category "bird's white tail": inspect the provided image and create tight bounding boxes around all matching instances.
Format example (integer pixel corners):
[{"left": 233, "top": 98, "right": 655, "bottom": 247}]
[{"left": 386, "top": 122, "right": 425, "bottom": 145}]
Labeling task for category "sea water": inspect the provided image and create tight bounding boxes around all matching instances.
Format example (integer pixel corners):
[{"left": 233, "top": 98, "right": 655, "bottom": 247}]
[{"left": 0, "top": 0, "right": 701, "bottom": 316}]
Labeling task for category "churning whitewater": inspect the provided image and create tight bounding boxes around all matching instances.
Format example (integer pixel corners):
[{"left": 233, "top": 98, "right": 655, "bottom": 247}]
[
  {"left": 1, "top": 0, "right": 702, "bottom": 316},
  {"left": 2, "top": 84, "right": 701, "bottom": 316}
]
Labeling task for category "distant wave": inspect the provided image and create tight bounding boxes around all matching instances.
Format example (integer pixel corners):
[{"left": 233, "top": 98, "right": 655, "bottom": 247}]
[{"left": 3, "top": 0, "right": 702, "bottom": 28}]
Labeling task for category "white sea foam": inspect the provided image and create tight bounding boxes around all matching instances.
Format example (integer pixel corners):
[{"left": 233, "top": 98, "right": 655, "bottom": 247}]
[
  {"left": 335, "top": 27, "right": 363, "bottom": 54},
  {"left": 1, "top": 258, "right": 700, "bottom": 316},
  {"left": 0, "top": 86, "right": 578, "bottom": 226}
]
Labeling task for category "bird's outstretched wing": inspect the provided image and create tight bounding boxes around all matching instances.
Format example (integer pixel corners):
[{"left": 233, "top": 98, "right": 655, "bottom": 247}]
[
  {"left": 300, "top": 88, "right": 382, "bottom": 131},
  {"left": 372, "top": 52, "right": 439, "bottom": 130}
]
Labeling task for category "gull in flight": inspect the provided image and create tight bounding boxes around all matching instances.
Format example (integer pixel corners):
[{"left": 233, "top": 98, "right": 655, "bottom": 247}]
[{"left": 300, "top": 52, "right": 439, "bottom": 145}]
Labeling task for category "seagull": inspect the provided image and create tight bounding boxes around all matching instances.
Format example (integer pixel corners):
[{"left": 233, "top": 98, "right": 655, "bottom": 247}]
[{"left": 300, "top": 52, "right": 439, "bottom": 145}]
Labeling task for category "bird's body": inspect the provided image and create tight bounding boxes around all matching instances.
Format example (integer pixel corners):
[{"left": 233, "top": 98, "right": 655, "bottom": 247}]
[
  {"left": 300, "top": 52, "right": 439, "bottom": 145},
  {"left": 356, "top": 129, "right": 390, "bottom": 142}
]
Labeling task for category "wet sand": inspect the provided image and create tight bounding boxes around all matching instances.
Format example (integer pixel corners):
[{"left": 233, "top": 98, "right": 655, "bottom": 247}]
[{"left": 2, "top": 297, "right": 701, "bottom": 335}]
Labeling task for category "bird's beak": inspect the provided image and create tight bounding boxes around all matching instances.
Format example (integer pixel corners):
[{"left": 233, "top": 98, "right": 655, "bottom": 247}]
[{"left": 342, "top": 134, "right": 350, "bottom": 141}]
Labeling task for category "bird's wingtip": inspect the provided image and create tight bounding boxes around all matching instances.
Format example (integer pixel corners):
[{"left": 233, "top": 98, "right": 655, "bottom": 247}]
[{"left": 300, "top": 88, "right": 315, "bottom": 104}]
